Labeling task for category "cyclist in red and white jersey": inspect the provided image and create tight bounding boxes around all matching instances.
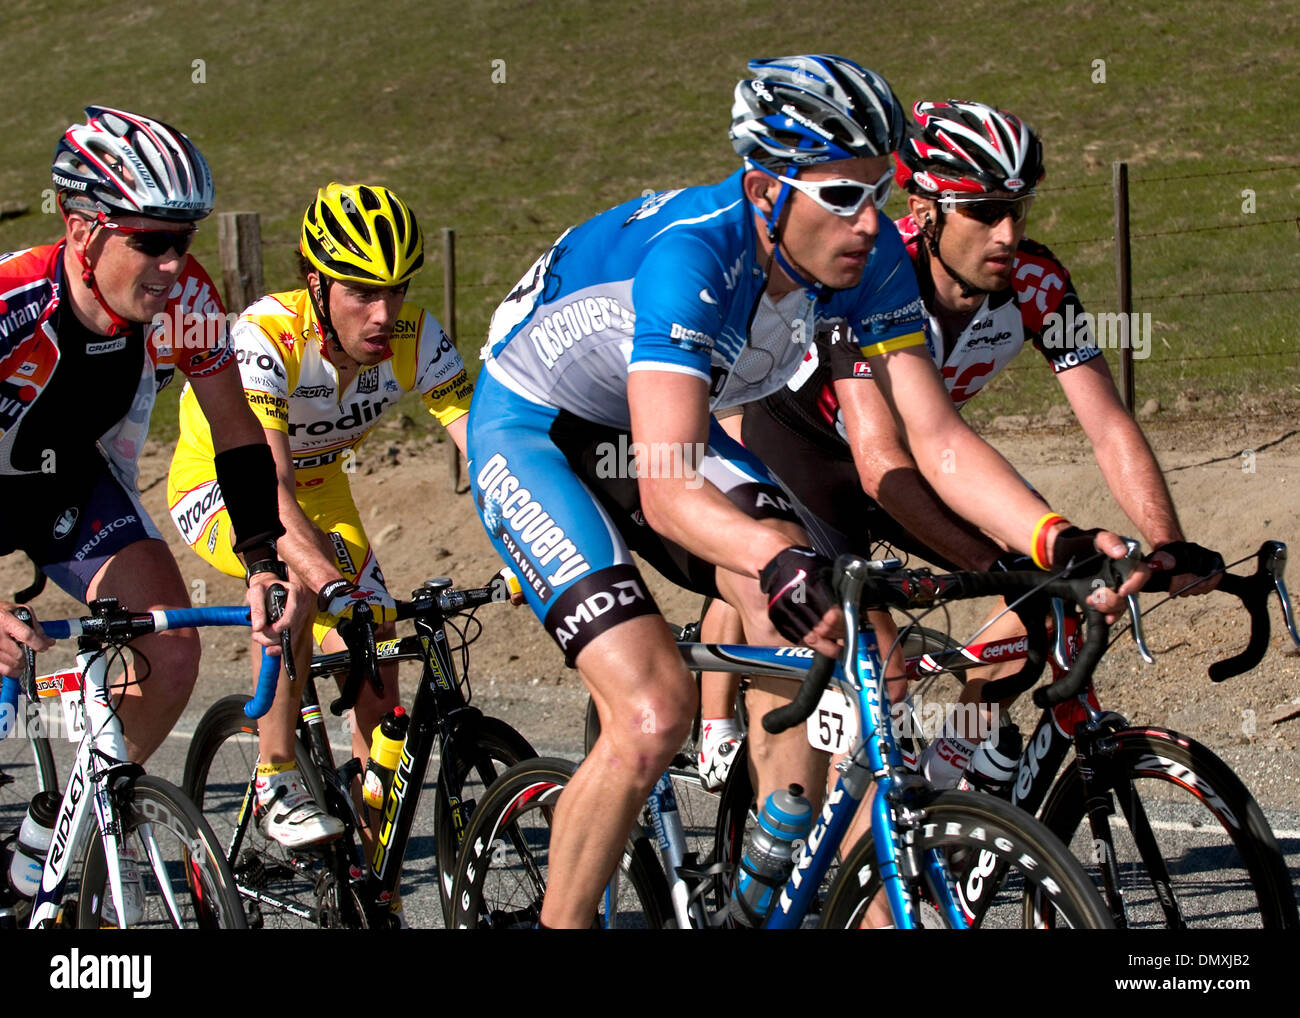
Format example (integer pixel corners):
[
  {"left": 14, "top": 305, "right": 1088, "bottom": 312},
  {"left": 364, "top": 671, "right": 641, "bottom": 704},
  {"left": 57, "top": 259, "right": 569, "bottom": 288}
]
[
  {"left": 0, "top": 107, "right": 300, "bottom": 760},
  {"left": 699, "top": 100, "right": 1221, "bottom": 790}
]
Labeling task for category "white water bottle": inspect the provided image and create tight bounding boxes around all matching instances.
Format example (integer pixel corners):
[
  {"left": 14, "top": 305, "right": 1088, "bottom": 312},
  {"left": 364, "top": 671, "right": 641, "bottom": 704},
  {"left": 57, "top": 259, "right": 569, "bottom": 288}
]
[{"left": 8, "top": 792, "right": 58, "bottom": 898}]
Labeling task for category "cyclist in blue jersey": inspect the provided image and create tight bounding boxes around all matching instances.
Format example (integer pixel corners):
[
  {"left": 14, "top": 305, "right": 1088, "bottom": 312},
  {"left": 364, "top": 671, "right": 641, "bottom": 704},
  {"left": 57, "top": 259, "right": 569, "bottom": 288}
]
[{"left": 469, "top": 55, "right": 1145, "bottom": 927}]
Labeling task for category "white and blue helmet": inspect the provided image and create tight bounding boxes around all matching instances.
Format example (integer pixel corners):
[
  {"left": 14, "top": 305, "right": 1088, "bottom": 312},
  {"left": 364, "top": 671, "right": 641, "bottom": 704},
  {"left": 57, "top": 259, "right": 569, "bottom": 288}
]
[{"left": 730, "top": 55, "right": 905, "bottom": 170}]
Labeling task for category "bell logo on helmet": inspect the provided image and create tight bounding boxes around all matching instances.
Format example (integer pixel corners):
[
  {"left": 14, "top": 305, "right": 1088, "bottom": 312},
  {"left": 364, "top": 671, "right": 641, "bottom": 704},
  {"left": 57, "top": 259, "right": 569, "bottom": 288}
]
[
  {"left": 912, "top": 171, "right": 938, "bottom": 192},
  {"left": 1005, "top": 178, "right": 1025, "bottom": 191}
]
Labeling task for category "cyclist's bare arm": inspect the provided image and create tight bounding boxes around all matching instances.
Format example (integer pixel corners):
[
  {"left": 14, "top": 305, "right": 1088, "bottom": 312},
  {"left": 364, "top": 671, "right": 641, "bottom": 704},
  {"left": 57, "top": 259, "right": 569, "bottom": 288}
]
[
  {"left": 262, "top": 427, "right": 346, "bottom": 595},
  {"left": 833, "top": 371, "right": 1006, "bottom": 571},
  {"left": 1058, "top": 356, "right": 1217, "bottom": 594},
  {"left": 867, "top": 344, "right": 1148, "bottom": 609},
  {"left": 189, "top": 370, "right": 303, "bottom": 644},
  {"left": 443, "top": 413, "right": 468, "bottom": 458},
  {"left": 628, "top": 370, "right": 841, "bottom": 654}
]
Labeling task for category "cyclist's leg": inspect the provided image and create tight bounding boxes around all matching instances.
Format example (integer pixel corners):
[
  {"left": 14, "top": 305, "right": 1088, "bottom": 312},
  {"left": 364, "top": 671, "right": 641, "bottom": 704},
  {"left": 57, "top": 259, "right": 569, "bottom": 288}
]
[
  {"left": 697, "top": 597, "right": 744, "bottom": 788},
  {"left": 469, "top": 380, "right": 696, "bottom": 927},
  {"left": 34, "top": 463, "right": 197, "bottom": 764}
]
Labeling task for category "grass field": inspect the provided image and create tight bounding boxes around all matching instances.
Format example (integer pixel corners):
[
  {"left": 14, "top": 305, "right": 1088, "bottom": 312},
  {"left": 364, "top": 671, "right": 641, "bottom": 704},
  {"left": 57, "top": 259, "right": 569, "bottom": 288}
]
[{"left": 1, "top": 0, "right": 1294, "bottom": 440}]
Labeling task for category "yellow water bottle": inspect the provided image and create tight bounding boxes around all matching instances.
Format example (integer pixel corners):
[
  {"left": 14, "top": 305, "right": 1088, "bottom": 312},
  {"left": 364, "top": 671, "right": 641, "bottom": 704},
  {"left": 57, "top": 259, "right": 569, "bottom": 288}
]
[{"left": 362, "top": 707, "right": 408, "bottom": 810}]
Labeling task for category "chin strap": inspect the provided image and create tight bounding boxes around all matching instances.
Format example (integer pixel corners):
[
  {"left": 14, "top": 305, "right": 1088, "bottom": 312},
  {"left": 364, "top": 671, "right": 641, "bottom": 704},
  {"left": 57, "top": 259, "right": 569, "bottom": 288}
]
[
  {"left": 918, "top": 210, "right": 989, "bottom": 300},
  {"left": 60, "top": 207, "right": 135, "bottom": 336},
  {"left": 749, "top": 168, "right": 833, "bottom": 303},
  {"left": 307, "top": 274, "right": 343, "bottom": 354}
]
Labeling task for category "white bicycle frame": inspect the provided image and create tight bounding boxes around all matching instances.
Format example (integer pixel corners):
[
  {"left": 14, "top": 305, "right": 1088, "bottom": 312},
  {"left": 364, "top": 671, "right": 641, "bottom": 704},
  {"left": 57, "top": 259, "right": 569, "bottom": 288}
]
[{"left": 27, "top": 645, "right": 178, "bottom": 929}]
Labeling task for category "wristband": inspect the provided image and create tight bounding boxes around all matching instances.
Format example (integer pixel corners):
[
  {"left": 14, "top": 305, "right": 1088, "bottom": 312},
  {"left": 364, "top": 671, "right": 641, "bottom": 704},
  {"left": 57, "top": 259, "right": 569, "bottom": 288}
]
[
  {"left": 1031, "top": 512, "right": 1067, "bottom": 570},
  {"left": 245, "top": 558, "right": 287, "bottom": 585}
]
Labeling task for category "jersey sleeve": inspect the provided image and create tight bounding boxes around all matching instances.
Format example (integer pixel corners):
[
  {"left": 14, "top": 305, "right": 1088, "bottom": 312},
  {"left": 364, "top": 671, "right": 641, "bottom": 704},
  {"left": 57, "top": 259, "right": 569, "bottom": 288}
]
[
  {"left": 229, "top": 318, "right": 292, "bottom": 432},
  {"left": 626, "top": 233, "right": 727, "bottom": 383},
  {"left": 844, "top": 223, "right": 927, "bottom": 362},
  {"left": 157, "top": 258, "right": 236, "bottom": 380},
  {"left": 1015, "top": 238, "right": 1105, "bottom": 374},
  {"left": 412, "top": 311, "right": 473, "bottom": 427}
]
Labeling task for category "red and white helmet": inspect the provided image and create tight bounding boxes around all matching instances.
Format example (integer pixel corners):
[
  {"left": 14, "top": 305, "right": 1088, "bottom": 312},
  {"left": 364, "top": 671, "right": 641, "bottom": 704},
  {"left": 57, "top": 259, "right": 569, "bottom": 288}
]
[
  {"left": 52, "top": 106, "right": 214, "bottom": 222},
  {"left": 895, "top": 100, "right": 1044, "bottom": 196}
]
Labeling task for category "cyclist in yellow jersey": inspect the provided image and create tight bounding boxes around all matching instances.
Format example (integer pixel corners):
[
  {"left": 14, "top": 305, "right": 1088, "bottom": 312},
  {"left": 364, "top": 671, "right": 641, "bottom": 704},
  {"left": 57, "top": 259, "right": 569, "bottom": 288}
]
[{"left": 169, "top": 183, "right": 471, "bottom": 847}]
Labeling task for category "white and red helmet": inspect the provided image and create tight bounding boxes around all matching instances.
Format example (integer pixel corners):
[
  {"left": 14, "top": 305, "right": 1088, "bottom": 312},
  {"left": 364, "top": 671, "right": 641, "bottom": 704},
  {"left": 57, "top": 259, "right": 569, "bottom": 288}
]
[
  {"left": 895, "top": 100, "right": 1044, "bottom": 196},
  {"left": 52, "top": 105, "right": 214, "bottom": 222}
]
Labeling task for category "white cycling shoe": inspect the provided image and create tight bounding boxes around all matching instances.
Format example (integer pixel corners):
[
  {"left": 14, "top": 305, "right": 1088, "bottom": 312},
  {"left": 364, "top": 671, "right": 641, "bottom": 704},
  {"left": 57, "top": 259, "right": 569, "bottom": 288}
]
[
  {"left": 698, "top": 735, "right": 741, "bottom": 792},
  {"left": 255, "top": 769, "right": 344, "bottom": 849},
  {"left": 101, "top": 839, "right": 145, "bottom": 927}
]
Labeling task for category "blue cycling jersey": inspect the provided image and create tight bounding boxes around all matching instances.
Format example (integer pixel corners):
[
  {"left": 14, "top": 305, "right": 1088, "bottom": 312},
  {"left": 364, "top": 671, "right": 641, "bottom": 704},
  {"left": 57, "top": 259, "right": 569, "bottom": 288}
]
[{"left": 482, "top": 169, "right": 926, "bottom": 430}]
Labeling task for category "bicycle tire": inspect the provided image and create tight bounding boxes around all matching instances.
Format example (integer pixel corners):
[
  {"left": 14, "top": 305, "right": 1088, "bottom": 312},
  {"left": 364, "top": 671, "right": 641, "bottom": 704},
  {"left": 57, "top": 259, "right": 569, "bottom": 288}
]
[
  {"left": 449, "top": 756, "right": 672, "bottom": 929},
  {"left": 432, "top": 714, "right": 537, "bottom": 923},
  {"left": 821, "top": 789, "right": 1114, "bottom": 929},
  {"left": 1, "top": 692, "right": 58, "bottom": 834},
  {"left": 1038, "top": 727, "right": 1299, "bottom": 929},
  {"left": 77, "top": 774, "right": 247, "bottom": 929},
  {"left": 182, "top": 693, "right": 341, "bottom": 930}
]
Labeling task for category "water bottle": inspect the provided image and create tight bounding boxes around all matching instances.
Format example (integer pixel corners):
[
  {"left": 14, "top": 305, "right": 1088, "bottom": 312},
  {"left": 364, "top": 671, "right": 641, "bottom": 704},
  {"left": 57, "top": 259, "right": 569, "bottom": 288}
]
[
  {"left": 7, "top": 791, "right": 59, "bottom": 898},
  {"left": 732, "top": 784, "right": 812, "bottom": 926},
  {"left": 960, "top": 719, "right": 1022, "bottom": 796},
  {"left": 362, "top": 707, "right": 408, "bottom": 810}
]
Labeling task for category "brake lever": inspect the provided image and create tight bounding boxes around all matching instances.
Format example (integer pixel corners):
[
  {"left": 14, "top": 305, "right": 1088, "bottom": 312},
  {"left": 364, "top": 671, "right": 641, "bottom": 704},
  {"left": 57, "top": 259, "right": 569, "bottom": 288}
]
[
  {"left": 1259, "top": 541, "right": 1299, "bottom": 650},
  {"left": 1112, "top": 538, "right": 1154, "bottom": 664}
]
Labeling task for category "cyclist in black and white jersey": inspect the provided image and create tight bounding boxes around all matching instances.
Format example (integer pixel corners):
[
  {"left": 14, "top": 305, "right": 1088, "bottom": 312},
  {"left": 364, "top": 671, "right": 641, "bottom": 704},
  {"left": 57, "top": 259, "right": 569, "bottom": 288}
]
[{"left": 699, "top": 100, "right": 1221, "bottom": 790}]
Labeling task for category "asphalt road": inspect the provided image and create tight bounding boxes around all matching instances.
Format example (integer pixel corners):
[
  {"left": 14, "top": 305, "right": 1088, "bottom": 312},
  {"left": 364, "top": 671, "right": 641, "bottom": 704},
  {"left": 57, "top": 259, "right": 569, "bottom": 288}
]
[{"left": 4, "top": 690, "right": 1298, "bottom": 930}]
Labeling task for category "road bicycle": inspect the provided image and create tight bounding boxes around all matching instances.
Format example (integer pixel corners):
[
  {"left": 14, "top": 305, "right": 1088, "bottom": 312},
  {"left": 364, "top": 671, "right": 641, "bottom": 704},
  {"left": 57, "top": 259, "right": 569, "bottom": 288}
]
[
  {"left": 182, "top": 576, "right": 536, "bottom": 928},
  {"left": 711, "top": 541, "right": 1300, "bottom": 929},
  {"left": 0, "top": 594, "right": 284, "bottom": 929},
  {"left": 449, "top": 554, "right": 1132, "bottom": 929}
]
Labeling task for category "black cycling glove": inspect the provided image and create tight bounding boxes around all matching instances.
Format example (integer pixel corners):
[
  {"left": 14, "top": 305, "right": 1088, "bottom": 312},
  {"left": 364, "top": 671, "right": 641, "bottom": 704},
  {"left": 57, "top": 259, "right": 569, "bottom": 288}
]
[
  {"left": 759, "top": 546, "right": 836, "bottom": 644},
  {"left": 1144, "top": 541, "right": 1225, "bottom": 592},
  {"left": 1049, "top": 526, "right": 1103, "bottom": 575}
]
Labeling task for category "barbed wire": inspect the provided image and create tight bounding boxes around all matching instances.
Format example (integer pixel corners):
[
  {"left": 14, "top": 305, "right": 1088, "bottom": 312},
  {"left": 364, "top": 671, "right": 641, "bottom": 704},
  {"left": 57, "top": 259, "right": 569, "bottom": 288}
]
[
  {"left": 1043, "top": 161, "right": 1300, "bottom": 194},
  {"left": 1134, "top": 285, "right": 1300, "bottom": 301},
  {"left": 1050, "top": 215, "right": 1298, "bottom": 247}
]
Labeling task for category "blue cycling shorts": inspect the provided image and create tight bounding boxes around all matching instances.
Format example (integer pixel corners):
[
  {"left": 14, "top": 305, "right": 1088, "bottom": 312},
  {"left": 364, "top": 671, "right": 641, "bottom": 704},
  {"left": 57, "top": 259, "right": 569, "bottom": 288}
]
[{"left": 467, "top": 373, "right": 800, "bottom": 665}]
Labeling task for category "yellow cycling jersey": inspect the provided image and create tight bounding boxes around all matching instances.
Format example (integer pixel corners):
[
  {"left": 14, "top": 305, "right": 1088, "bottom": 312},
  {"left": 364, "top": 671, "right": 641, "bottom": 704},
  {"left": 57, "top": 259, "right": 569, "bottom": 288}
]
[{"left": 174, "top": 288, "right": 472, "bottom": 485}]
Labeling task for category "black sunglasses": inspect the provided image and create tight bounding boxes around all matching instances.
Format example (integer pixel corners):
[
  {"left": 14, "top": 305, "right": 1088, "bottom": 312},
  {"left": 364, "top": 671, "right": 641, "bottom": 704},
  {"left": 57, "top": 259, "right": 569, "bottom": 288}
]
[
  {"left": 101, "top": 222, "right": 198, "bottom": 257},
  {"left": 940, "top": 194, "right": 1035, "bottom": 226}
]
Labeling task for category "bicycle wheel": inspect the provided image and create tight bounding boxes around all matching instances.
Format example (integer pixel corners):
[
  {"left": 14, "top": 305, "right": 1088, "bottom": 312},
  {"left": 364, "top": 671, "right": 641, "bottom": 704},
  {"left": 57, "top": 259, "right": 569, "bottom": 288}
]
[
  {"left": 821, "top": 789, "right": 1113, "bottom": 929},
  {"left": 432, "top": 714, "right": 537, "bottom": 923},
  {"left": 182, "top": 694, "right": 343, "bottom": 929},
  {"left": 1039, "top": 727, "right": 1298, "bottom": 929},
  {"left": 0, "top": 691, "right": 58, "bottom": 834},
  {"left": 77, "top": 775, "right": 246, "bottom": 928},
  {"left": 449, "top": 757, "right": 672, "bottom": 929}
]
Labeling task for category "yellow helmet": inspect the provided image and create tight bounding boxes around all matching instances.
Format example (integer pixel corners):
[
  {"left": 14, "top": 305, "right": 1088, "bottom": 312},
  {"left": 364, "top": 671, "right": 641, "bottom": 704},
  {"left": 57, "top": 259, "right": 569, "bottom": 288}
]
[{"left": 301, "top": 182, "right": 424, "bottom": 286}]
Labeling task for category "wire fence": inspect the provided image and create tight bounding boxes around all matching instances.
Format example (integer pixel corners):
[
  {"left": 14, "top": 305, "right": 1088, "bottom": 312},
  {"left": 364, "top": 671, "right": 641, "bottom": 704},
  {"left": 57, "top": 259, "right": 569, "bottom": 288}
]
[{"left": 439, "top": 160, "right": 1298, "bottom": 389}]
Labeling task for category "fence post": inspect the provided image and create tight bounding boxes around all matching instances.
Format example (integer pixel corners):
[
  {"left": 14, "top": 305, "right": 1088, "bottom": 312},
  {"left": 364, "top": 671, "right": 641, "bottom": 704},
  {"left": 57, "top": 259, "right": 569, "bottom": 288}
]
[
  {"left": 1112, "top": 162, "right": 1135, "bottom": 413},
  {"left": 218, "top": 212, "right": 264, "bottom": 313},
  {"left": 442, "top": 227, "right": 461, "bottom": 491}
]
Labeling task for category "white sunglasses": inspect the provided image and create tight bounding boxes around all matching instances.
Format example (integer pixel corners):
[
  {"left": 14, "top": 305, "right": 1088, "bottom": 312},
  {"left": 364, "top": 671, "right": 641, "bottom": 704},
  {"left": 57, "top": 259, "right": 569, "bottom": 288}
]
[{"left": 751, "top": 162, "right": 893, "bottom": 217}]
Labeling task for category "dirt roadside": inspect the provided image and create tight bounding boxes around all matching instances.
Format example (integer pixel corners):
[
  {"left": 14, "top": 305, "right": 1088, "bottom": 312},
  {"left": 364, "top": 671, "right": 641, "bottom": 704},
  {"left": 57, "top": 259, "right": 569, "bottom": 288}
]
[{"left": 5, "top": 407, "right": 1298, "bottom": 809}]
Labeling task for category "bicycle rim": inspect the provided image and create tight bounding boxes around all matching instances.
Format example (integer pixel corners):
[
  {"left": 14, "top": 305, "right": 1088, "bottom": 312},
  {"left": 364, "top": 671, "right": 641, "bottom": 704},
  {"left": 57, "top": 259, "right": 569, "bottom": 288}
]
[
  {"left": 0, "top": 696, "right": 58, "bottom": 834},
  {"left": 1040, "top": 729, "right": 1298, "bottom": 929},
  {"left": 822, "top": 790, "right": 1113, "bottom": 929},
  {"left": 183, "top": 694, "right": 344, "bottom": 929},
  {"left": 451, "top": 757, "right": 670, "bottom": 929},
  {"left": 78, "top": 775, "right": 246, "bottom": 929}
]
